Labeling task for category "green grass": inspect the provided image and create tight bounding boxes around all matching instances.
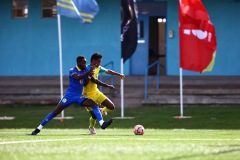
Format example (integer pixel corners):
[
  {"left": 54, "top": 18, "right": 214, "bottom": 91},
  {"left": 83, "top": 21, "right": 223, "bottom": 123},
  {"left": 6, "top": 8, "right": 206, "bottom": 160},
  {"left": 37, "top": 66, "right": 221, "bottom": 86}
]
[
  {"left": 1, "top": 105, "right": 240, "bottom": 160},
  {"left": 1, "top": 129, "right": 240, "bottom": 160},
  {"left": 1, "top": 105, "right": 240, "bottom": 129}
]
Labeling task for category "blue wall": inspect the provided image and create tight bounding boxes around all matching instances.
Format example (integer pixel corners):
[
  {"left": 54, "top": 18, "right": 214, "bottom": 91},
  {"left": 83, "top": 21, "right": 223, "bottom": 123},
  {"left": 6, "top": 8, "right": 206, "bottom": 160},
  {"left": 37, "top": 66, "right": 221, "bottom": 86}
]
[
  {"left": 0, "top": 0, "right": 121, "bottom": 76},
  {"left": 1, "top": 0, "right": 240, "bottom": 76},
  {"left": 166, "top": 0, "right": 240, "bottom": 75}
]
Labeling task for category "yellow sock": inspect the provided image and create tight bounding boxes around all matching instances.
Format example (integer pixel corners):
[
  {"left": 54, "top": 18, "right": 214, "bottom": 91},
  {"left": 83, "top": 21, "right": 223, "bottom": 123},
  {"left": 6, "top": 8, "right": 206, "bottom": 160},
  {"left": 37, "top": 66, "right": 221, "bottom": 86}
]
[
  {"left": 89, "top": 117, "right": 96, "bottom": 128},
  {"left": 102, "top": 107, "right": 111, "bottom": 112}
]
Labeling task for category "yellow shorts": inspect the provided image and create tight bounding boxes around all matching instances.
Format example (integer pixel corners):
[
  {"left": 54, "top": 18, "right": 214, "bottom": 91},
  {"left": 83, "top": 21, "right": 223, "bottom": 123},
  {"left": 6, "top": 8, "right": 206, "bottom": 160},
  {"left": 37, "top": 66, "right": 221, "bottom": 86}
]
[{"left": 84, "top": 91, "right": 107, "bottom": 112}]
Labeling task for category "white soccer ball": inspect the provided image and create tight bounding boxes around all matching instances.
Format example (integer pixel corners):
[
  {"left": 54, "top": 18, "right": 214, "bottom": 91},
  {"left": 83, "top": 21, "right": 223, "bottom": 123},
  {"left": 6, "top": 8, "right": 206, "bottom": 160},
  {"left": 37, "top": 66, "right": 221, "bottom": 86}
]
[{"left": 133, "top": 124, "right": 145, "bottom": 135}]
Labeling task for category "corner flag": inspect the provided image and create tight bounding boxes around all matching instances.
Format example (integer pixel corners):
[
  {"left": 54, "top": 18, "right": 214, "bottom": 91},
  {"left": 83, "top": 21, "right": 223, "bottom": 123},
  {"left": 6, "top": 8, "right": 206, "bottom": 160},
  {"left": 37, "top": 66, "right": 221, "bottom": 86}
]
[{"left": 179, "top": 0, "right": 217, "bottom": 73}]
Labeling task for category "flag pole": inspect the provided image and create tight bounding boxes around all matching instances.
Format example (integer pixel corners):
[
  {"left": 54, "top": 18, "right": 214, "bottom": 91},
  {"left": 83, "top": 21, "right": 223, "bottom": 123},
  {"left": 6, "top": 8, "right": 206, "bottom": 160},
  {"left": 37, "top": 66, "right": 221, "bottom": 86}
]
[
  {"left": 57, "top": 14, "right": 64, "bottom": 119},
  {"left": 175, "top": 67, "right": 191, "bottom": 119},
  {"left": 120, "top": 58, "right": 124, "bottom": 117},
  {"left": 114, "top": 58, "right": 134, "bottom": 119},
  {"left": 180, "top": 67, "right": 183, "bottom": 117}
]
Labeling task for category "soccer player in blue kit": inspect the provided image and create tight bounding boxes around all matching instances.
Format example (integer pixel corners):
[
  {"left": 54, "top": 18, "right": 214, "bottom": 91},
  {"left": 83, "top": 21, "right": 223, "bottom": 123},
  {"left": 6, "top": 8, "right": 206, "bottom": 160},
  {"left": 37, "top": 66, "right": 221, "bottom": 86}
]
[{"left": 31, "top": 56, "right": 113, "bottom": 135}]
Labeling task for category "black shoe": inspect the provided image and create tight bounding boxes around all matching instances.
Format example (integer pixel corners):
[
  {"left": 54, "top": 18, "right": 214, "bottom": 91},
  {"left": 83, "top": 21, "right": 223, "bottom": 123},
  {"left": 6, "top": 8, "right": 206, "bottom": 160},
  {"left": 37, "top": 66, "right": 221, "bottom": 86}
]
[
  {"left": 101, "top": 119, "right": 113, "bottom": 129},
  {"left": 31, "top": 129, "right": 40, "bottom": 135}
]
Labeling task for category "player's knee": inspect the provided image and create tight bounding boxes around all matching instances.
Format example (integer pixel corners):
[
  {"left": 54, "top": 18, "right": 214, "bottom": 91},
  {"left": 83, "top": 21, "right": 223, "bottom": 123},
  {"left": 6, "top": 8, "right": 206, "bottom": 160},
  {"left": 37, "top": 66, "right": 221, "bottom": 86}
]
[
  {"left": 102, "top": 99, "right": 115, "bottom": 110},
  {"left": 53, "top": 105, "right": 64, "bottom": 116},
  {"left": 109, "top": 104, "right": 115, "bottom": 110}
]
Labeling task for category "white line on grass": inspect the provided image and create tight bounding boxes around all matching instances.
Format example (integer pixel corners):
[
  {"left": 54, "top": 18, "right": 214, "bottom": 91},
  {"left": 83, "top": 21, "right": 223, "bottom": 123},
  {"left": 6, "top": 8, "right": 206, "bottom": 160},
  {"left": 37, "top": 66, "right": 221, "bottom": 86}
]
[
  {"left": 0, "top": 116, "right": 15, "bottom": 120},
  {"left": 0, "top": 138, "right": 84, "bottom": 145},
  {"left": 1, "top": 138, "right": 240, "bottom": 145}
]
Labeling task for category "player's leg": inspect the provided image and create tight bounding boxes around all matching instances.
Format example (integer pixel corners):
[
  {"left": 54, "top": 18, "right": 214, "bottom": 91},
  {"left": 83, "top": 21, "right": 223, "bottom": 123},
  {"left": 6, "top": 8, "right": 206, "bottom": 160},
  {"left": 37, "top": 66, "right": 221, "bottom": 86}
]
[
  {"left": 101, "top": 97, "right": 115, "bottom": 112},
  {"left": 85, "top": 106, "right": 97, "bottom": 134},
  {"left": 84, "top": 92, "right": 104, "bottom": 134},
  {"left": 81, "top": 98, "right": 113, "bottom": 129},
  {"left": 85, "top": 107, "right": 97, "bottom": 127},
  {"left": 97, "top": 91, "right": 115, "bottom": 114},
  {"left": 31, "top": 95, "right": 72, "bottom": 135},
  {"left": 87, "top": 107, "right": 106, "bottom": 132},
  {"left": 84, "top": 105, "right": 98, "bottom": 134},
  {"left": 87, "top": 93, "right": 114, "bottom": 133},
  {"left": 88, "top": 109, "right": 97, "bottom": 135},
  {"left": 90, "top": 91, "right": 115, "bottom": 116},
  {"left": 31, "top": 103, "right": 66, "bottom": 135}
]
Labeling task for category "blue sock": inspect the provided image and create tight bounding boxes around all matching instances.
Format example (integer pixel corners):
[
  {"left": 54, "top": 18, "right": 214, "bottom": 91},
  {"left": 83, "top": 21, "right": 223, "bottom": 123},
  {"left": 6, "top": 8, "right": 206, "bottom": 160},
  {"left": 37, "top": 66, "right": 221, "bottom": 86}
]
[
  {"left": 92, "top": 106, "right": 103, "bottom": 122},
  {"left": 40, "top": 112, "right": 55, "bottom": 126}
]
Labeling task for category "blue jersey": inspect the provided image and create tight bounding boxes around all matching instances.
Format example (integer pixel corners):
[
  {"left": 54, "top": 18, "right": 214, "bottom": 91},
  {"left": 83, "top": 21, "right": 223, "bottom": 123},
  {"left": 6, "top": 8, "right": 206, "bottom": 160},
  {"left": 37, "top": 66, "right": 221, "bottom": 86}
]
[
  {"left": 65, "top": 65, "right": 89, "bottom": 95},
  {"left": 59, "top": 66, "right": 89, "bottom": 107}
]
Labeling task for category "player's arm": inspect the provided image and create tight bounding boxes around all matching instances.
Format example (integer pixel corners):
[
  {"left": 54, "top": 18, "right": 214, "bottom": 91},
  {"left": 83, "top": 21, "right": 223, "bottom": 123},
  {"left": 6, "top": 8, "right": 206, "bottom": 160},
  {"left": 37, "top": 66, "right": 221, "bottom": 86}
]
[
  {"left": 72, "top": 66, "right": 94, "bottom": 80},
  {"left": 89, "top": 75, "right": 114, "bottom": 89},
  {"left": 105, "top": 69, "right": 125, "bottom": 79}
]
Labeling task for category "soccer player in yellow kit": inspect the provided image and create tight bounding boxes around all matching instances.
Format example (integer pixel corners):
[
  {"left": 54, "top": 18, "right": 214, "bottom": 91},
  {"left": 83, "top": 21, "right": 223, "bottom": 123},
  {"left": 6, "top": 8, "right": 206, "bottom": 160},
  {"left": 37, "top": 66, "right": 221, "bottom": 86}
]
[{"left": 84, "top": 52, "right": 125, "bottom": 135}]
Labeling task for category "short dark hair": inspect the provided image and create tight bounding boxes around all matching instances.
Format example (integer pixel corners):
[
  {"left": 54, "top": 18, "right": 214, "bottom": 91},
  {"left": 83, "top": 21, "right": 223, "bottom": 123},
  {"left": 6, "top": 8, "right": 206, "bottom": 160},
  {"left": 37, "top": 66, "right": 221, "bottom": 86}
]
[
  {"left": 91, "top": 52, "right": 102, "bottom": 62},
  {"left": 76, "top": 56, "right": 85, "bottom": 63}
]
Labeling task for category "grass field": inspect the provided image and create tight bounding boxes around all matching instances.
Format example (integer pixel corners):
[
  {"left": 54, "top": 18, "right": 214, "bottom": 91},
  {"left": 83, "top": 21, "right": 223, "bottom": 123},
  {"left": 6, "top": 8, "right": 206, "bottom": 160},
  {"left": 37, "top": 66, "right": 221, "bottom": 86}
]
[{"left": 1, "top": 105, "right": 240, "bottom": 160}]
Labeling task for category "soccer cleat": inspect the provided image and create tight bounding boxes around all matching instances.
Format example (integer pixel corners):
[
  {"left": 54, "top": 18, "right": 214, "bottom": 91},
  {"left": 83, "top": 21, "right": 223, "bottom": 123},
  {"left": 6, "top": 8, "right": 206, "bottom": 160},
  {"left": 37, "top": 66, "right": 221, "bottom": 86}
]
[
  {"left": 88, "top": 126, "right": 97, "bottom": 135},
  {"left": 100, "top": 108, "right": 107, "bottom": 116},
  {"left": 31, "top": 128, "right": 40, "bottom": 135},
  {"left": 101, "top": 119, "right": 113, "bottom": 129}
]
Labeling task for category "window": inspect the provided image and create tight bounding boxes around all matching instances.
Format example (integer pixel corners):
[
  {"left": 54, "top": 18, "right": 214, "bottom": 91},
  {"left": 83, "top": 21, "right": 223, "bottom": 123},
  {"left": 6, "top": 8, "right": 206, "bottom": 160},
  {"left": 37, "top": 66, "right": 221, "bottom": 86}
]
[
  {"left": 12, "top": 0, "right": 28, "bottom": 18},
  {"left": 42, "top": 0, "right": 57, "bottom": 18}
]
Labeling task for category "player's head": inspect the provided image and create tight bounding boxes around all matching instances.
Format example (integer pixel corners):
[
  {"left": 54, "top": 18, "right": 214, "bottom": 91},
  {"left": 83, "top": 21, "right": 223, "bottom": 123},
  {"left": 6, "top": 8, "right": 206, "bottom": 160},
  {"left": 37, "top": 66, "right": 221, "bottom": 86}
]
[
  {"left": 91, "top": 52, "right": 102, "bottom": 67},
  {"left": 76, "top": 56, "right": 87, "bottom": 70}
]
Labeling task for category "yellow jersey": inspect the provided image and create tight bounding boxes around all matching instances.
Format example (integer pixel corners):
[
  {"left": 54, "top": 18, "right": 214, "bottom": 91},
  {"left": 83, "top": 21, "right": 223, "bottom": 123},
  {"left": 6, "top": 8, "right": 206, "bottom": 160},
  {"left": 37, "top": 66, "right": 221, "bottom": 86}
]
[{"left": 83, "top": 65, "right": 107, "bottom": 94}]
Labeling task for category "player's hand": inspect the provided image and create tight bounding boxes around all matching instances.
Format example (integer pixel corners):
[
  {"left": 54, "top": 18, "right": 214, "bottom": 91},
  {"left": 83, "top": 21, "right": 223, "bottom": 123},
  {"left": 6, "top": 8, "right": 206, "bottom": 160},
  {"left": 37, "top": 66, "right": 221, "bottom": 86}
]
[
  {"left": 90, "top": 65, "right": 95, "bottom": 71},
  {"left": 108, "top": 85, "right": 114, "bottom": 89},
  {"left": 91, "top": 63, "right": 97, "bottom": 68},
  {"left": 89, "top": 65, "right": 95, "bottom": 75},
  {"left": 119, "top": 74, "right": 125, "bottom": 79}
]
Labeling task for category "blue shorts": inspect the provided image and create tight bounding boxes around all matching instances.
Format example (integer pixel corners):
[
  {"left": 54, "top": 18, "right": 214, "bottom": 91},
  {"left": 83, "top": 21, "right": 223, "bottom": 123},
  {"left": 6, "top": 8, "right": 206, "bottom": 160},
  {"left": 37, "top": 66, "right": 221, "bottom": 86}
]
[{"left": 59, "top": 94, "right": 87, "bottom": 107}]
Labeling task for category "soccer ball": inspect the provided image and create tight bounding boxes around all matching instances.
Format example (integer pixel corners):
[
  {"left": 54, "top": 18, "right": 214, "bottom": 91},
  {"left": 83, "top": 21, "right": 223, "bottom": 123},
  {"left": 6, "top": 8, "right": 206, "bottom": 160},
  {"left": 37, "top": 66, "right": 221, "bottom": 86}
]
[{"left": 133, "top": 124, "right": 144, "bottom": 135}]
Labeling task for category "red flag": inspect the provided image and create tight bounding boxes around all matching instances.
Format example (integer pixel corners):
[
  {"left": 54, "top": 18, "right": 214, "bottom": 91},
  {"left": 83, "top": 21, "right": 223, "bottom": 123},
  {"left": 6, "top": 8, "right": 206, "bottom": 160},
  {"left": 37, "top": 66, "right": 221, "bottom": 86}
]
[{"left": 179, "top": 0, "right": 217, "bottom": 73}]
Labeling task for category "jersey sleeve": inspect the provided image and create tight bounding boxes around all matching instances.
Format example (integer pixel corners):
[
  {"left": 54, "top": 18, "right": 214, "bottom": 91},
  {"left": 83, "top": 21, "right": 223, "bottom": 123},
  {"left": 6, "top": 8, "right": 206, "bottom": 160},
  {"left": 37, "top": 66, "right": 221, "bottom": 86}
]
[
  {"left": 69, "top": 68, "right": 75, "bottom": 76},
  {"left": 86, "top": 65, "right": 91, "bottom": 70},
  {"left": 99, "top": 66, "right": 108, "bottom": 73},
  {"left": 85, "top": 65, "right": 91, "bottom": 79}
]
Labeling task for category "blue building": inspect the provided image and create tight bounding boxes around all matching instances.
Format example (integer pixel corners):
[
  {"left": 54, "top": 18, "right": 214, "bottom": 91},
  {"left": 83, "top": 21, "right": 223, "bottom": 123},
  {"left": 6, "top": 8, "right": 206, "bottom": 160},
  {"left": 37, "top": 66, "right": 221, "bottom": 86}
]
[{"left": 1, "top": 0, "right": 240, "bottom": 76}]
